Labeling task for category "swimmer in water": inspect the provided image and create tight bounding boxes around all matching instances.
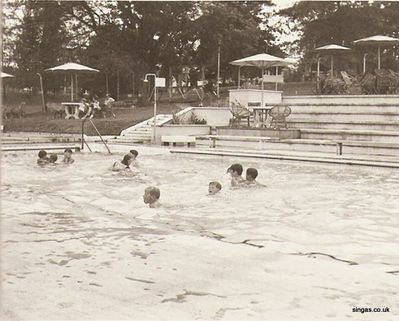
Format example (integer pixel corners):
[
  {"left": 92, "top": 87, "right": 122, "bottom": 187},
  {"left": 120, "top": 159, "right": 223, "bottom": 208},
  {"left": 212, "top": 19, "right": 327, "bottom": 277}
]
[
  {"left": 245, "top": 168, "right": 266, "bottom": 187},
  {"left": 37, "top": 150, "right": 49, "bottom": 166},
  {"left": 208, "top": 181, "right": 222, "bottom": 195},
  {"left": 143, "top": 186, "right": 161, "bottom": 208},
  {"left": 112, "top": 154, "right": 133, "bottom": 171},
  {"left": 129, "top": 149, "right": 138, "bottom": 160},
  {"left": 227, "top": 163, "right": 244, "bottom": 187},
  {"left": 63, "top": 148, "right": 75, "bottom": 164},
  {"left": 48, "top": 153, "right": 58, "bottom": 165},
  {"left": 128, "top": 149, "right": 139, "bottom": 167}
]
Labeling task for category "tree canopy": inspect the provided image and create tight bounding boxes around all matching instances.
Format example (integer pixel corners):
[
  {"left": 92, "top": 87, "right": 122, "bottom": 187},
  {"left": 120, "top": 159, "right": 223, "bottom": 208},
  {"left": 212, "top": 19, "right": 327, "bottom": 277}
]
[{"left": 3, "top": 0, "right": 283, "bottom": 96}]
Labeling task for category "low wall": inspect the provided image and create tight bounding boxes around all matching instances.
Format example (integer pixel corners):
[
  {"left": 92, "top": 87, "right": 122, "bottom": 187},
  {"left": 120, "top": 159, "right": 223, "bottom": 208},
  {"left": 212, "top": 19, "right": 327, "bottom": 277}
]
[
  {"left": 173, "top": 107, "right": 231, "bottom": 127},
  {"left": 229, "top": 89, "right": 282, "bottom": 107},
  {"left": 156, "top": 125, "right": 210, "bottom": 144},
  {"left": 191, "top": 107, "right": 231, "bottom": 126},
  {"left": 217, "top": 127, "right": 300, "bottom": 139}
]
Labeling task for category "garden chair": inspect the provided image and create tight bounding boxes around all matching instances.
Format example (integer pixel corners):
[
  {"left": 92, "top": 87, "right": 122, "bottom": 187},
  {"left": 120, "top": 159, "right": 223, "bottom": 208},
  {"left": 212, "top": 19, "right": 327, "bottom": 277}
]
[
  {"left": 375, "top": 69, "right": 391, "bottom": 94},
  {"left": 358, "top": 72, "right": 377, "bottom": 94},
  {"left": 3, "top": 102, "right": 26, "bottom": 119},
  {"left": 269, "top": 105, "right": 291, "bottom": 130},
  {"left": 229, "top": 101, "right": 251, "bottom": 128},
  {"left": 340, "top": 71, "right": 362, "bottom": 94},
  {"left": 388, "top": 69, "right": 399, "bottom": 94}
]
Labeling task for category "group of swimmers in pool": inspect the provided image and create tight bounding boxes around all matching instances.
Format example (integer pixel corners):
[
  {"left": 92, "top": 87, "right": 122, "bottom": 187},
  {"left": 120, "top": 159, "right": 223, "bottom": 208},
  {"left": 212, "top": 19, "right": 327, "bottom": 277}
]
[
  {"left": 37, "top": 148, "right": 263, "bottom": 208},
  {"left": 37, "top": 149, "right": 75, "bottom": 166}
]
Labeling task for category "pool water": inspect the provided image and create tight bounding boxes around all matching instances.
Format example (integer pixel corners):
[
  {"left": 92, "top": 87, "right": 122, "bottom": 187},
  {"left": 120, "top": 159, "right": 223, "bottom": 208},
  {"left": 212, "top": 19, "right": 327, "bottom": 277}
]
[{"left": 1, "top": 145, "right": 398, "bottom": 320}]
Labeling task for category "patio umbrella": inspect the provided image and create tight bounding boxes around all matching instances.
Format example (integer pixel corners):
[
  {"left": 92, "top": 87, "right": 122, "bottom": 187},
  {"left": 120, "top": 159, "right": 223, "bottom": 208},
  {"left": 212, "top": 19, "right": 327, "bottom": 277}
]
[
  {"left": 353, "top": 35, "right": 399, "bottom": 70},
  {"left": 1, "top": 71, "right": 14, "bottom": 78},
  {"left": 46, "top": 62, "right": 99, "bottom": 101},
  {"left": 314, "top": 44, "right": 351, "bottom": 79},
  {"left": 230, "top": 53, "right": 292, "bottom": 106}
]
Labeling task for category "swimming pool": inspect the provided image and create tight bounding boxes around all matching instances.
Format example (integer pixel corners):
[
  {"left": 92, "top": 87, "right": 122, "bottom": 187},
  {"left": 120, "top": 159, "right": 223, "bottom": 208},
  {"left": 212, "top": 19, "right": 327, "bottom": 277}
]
[{"left": 1, "top": 145, "right": 398, "bottom": 320}]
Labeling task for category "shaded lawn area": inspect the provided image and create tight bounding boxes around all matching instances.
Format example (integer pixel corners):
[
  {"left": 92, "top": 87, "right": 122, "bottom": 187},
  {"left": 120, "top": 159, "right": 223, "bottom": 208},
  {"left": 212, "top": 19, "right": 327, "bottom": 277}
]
[{"left": 3, "top": 103, "right": 179, "bottom": 136}]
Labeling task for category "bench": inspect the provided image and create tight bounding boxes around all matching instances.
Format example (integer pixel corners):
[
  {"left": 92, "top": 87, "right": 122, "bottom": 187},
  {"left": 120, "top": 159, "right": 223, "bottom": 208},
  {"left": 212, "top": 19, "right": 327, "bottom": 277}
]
[
  {"left": 161, "top": 135, "right": 196, "bottom": 147},
  {"left": 197, "top": 135, "right": 276, "bottom": 148}
]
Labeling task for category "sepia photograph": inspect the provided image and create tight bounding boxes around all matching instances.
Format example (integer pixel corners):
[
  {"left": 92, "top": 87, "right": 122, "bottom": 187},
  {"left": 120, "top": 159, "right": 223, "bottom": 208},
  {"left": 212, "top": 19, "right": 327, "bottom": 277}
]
[{"left": 1, "top": 0, "right": 398, "bottom": 320}]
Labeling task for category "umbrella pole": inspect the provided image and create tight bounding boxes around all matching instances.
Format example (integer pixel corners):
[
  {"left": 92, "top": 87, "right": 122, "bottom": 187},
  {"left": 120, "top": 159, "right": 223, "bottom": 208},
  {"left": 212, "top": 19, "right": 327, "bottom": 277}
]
[
  {"left": 238, "top": 66, "right": 241, "bottom": 89},
  {"left": 70, "top": 74, "right": 73, "bottom": 101},
  {"left": 317, "top": 58, "right": 321, "bottom": 93},
  {"left": 75, "top": 74, "right": 78, "bottom": 100},
  {"left": 331, "top": 55, "right": 334, "bottom": 79},
  {"left": 261, "top": 68, "right": 264, "bottom": 107},
  {"left": 363, "top": 53, "right": 367, "bottom": 73},
  {"left": 377, "top": 46, "right": 381, "bottom": 69}
]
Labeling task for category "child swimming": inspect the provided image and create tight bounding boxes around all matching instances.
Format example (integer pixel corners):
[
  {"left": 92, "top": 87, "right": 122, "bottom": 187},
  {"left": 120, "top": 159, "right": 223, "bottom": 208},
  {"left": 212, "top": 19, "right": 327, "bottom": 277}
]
[
  {"left": 63, "top": 148, "right": 75, "bottom": 164},
  {"left": 143, "top": 186, "right": 161, "bottom": 208},
  {"left": 208, "top": 181, "right": 222, "bottom": 195},
  {"left": 245, "top": 167, "right": 266, "bottom": 186},
  {"left": 37, "top": 150, "right": 49, "bottom": 166},
  {"left": 48, "top": 154, "right": 58, "bottom": 165},
  {"left": 227, "top": 163, "right": 245, "bottom": 187},
  {"left": 112, "top": 154, "right": 133, "bottom": 171},
  {"left": 129, "top": 149, "right": 138, "bottom": 160}
]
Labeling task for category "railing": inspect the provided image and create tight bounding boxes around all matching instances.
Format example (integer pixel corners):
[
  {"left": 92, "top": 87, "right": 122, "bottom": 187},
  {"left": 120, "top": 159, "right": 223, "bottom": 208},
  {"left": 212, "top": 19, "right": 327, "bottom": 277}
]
[{"left": 81, "top": 119, "right": 111, "bottom": 154}]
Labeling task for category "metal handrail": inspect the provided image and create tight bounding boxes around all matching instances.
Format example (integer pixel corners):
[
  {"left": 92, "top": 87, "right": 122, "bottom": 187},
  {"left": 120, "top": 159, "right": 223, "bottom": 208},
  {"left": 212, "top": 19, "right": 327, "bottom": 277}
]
[{"left": 81, "top": 119, "right": 111, "bottom": 154}]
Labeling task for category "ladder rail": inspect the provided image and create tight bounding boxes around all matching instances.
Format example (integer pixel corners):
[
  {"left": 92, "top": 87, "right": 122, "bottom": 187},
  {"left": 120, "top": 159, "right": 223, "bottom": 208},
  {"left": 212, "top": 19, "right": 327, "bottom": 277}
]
[
  {"left": 89, "top": 119, "right": 112, "bottom": 154},
  {"left": 81, "top": 119, "right": 111, "bottom": 154}
]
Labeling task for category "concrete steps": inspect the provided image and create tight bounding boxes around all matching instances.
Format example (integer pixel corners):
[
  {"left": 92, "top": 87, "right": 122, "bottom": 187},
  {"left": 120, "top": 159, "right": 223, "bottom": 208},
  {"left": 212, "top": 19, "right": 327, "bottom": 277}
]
[
  {"left": 287, "top": 120, "right": 399, "bottom": 131},
  {"left": 289, "top": 112, "right": 399, "bottom": 122},
  {"left": 283, "top": 95, "right": 399, "bottom": 133},
  {"left": 117, "top": 114, "right": 173, "bottom": 143},
  {"left": 300, "top": 128, "right": 399, "bottom": 143}
]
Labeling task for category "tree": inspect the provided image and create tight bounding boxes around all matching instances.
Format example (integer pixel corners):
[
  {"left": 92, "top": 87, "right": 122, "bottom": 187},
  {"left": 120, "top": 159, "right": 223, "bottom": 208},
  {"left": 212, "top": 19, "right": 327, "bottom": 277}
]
[{"left": 281, "top": 1, "right": 399, "bottom": 73}]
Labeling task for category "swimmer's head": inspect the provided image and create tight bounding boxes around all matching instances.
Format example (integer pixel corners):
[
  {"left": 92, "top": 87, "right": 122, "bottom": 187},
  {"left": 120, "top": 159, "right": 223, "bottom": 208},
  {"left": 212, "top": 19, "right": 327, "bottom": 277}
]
[
  {"left": 49, "top": 154, "right": 58, "bottom": 163},
  {"left": 38, "top": 150, "right": 47, "bottom": 159},
  {"left": 227, "top": 163, "right": 243, "bottom": 177},
  {"left": 208, "top": 181, "right": 222, "bottom": 195},
  {"left": 129, "top": 149, "right": 138, "bottom": 160},
  {"left": 64, "top": 148, "right": 73, "bottom": 157},
  {"left": 121, "top": 154, "right": 133, "bottom": 167},
  {"left": 143, "top": 186, "right": 160, "bottom": 205},
  {"left": 246, "top": 168, "right": 258, "bottom": 181}
]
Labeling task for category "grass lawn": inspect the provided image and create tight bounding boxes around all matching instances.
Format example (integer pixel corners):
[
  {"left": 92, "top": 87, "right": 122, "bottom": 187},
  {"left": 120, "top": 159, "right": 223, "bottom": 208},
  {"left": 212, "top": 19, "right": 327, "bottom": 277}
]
[{"left": 2, "top": 103, "right": 181, "bottom": 136}]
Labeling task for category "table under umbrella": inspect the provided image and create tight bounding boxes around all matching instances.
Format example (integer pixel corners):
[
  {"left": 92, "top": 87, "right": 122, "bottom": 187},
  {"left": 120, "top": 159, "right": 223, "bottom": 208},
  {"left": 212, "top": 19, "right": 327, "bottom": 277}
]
[
  {"left": 353, "top": 35, "right": 399, "bottom": 70},
  {"left": 45, "top": 62, "right": 99, "bottom": 101},
  {"left": 230, "top": 53, "right": 291, "bottom": 107}
]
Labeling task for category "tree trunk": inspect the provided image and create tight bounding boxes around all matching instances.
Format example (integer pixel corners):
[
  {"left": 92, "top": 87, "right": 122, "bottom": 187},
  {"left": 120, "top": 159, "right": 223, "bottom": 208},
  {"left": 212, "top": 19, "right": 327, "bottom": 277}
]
[
  {"left": 105, "top": 73, "right": 109, "bottom": 95},
  {"left": 132, "top": 72, "right": 135, "bottom": 96},
  {"left": 117, "top": 70, "right": 120, "bottom": 100},
  {"left": 169, "top": 66, "right": 172, "bottom": 100}
]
